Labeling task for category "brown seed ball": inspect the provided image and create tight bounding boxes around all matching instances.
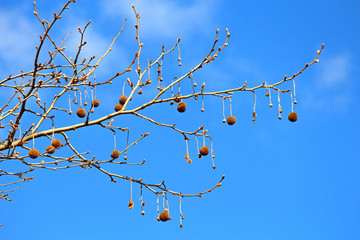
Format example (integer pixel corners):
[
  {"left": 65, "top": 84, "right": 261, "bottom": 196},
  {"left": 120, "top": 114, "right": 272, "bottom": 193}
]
[
  {"left": 119, "top": 96, "right": 128, "bottom": 105},
  {"left": 114, "top": 104, "right": 123, "bottom": 112},
  {"left": 46, "top": 145, "right": 56, "bottom": 154},
  {"left": 288, "top": 112, "right": 298, "bottom": 122},
  {"left": 177, "top": 102, "right": 187, "bottom": 113},
  {"left": 111, "top": 149, "right": 120, "bottom": 159},
  {"left": 174, "top": 94, "right": 182, "bottom": 103},
  {"left": 128, "top": 200, "right": 134, "bottom": 209},
  {"left": 29, "top": 148, "right": 40, "bottom": 159},
  {"left": 91, "top": 99, "right": 100, "bottom": 108},
  {"left": 187, "top": 158, "right": 192, "bottom": 163},
  {"left": 159, "top": 210, "right": 171, "bottom": 222},
  {"left": 199, "top": 146, "right": 210, "bottom": 156},
  {"left": 141, "top": 211, "right": 145, "bottom": 215},
  {"left": 227, "top": 116, "right": 236, "bottom": 125},
  {"left": 76, "top": 108, "right": 86, "bottom": 118},
  {"left": 51, "top": 139, "right": 62, "bottom": 148},
  {"left": 142, "top": 202, "right": 146, "bottom": 206}
]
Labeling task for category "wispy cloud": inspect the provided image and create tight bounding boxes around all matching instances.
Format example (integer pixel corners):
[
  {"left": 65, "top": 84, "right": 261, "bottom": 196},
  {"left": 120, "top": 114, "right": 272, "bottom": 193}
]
[
  {"left": 0, "top": 9, "right": 38, "bottom": 74},
  {"left": 320, "top": 54, "right": 350, "bottom": 87},
  {"left": 101, "top": 0, "right": 218, "bottom": 39}
]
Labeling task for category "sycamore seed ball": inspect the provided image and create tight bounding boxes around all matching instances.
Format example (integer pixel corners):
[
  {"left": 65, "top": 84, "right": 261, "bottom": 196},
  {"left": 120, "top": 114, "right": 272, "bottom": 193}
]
[
  {"left": 227, "top": 116, "right": 236, "bottom": 125},
  {"left": 174, "top": 94, "right": 182, "bottom": 103},
  {"left": 111, "top": 149, "right": 120, "bottom": 159},
  {"left": 177, "top": 102, "right": 187, "bottom": 113},
  {"left": 76, "top": 108, "right": 86, "bottom": 118},
  {"left": 51, "top": 139, "right": 62, "bottom": 148},
  {"left": 159, "top": 210, "right": 171, "bottom": 222},
  {"left": 29, "top": 148, "right": 40, "bottom": 159},
  {"left": 91, "top": 99, "right": 100, "bottom": 108},
  {"left": 119, "top": 96, "right": 128, "bottom": 105},
  {"left": 199, "top": 146, "right": 210, "bottom": 156},
  {"left": 114, "top": 104, "right": 123, "bottom": 112},
  {"left": 128, "top": 200, "right": 134, "bottom": 209},
  {"left": 46, "top": 145, "right": 56, "bottom": 154},
  {"left": 288, "top": 112, "right": 298, "bottom": 122}
]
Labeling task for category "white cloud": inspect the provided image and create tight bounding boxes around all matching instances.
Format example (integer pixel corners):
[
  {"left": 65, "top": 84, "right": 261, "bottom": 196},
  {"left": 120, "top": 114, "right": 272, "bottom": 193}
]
[
  {"left": 320, "top": 54, "right": 350, "bottom": 87},
  {"left": 101, "top": 0, "right": 218, "bottom": 39},
  {"left": 0, "top": 9, "right": 39, "bottom": 74}
]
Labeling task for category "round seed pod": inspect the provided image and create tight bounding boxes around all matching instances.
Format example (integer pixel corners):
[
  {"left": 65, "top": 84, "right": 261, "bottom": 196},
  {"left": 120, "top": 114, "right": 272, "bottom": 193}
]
[
  {"left": 141, "top": 211, "right": 145, "bottom": 215},
  {"left": 119, "top": 96, "right": 128, "bottom": 105},
  {"left": 174, "top": 94, "right": 182, "bottom": 103},
  {"left": 199, "top": 146, "right": 210, "bottom": 156},
  {"left": 91, "top": 99, "right": 100, "bottom": 108},
  {"left": 76, "top": 108, "right": 86, "bottom": 118},
  {"left": 159, "top": 210, "right": 171, "bottom": 222},
  {"left": 177, "top": 102, "right": 187, "bottom": 113},
  {"left": 128, "top": 200, "right": 134, "bottom": 209},
  {"left": 227, "top": 116, "right": 236, "bottom": 125},
  {"left": 114, "top": 104, "right": 123, "bottom": 112},
  {"left": 288, "top": 112, "right": 298, "bottom": 122},
  {"left": 51, "top": 139, "right": 62, "bottom": 149},
  {"left": 46, "top": 145, "right": 56, "bottom": 154},
  {"left": 187, "top": 158, "right": 192, "bottom": 163},
  {"left": 142, "top": 202, "right": 146, "bottom": 206},
  {"left": 111, "top": 149, "right": 120, "bottom": 159},
  {"left": 29, "top": 148, "right": 40, "bottom": 159}
]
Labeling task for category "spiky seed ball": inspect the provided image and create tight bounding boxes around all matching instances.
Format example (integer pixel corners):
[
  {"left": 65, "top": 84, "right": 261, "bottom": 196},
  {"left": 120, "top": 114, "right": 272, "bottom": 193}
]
[
  {"left": 128, "top": 200, "right": 134, "bottom": 209},
  {"left": 46, "top": 145, "right": 56, "bottom": 154},
  {"left": 51, "top": 139, "right": 62, "bottom": 148},
  {"left": 111, "top": 149, "right": 120, "bottom": 159},
  {"left": 29, "top": 148, "right": 40, "bottom": 159},
  {"left": 76, "top": 108, "right": 86, "bottom": 118},
  {"left": 227, "top": 116, "right": 236, "bottom": 125},
  {"left": 114, "top": 104, "right": 123, "bottom": 112},
  {"left": 91, "top": 99, "right": 100, "bottom": 108},
  {"left": 174, "top": 94, "right": 182, "bottom": 103},
  {"left": 177, "top": 102, "right": 187, "bottom": 113},
  {"left": 200, "top": 146, "right": 210, "bottom": 156},
  {"left": 159, "top": 210, "right": 171, "bottom": 222},
  {"left": 119, "top": 96, "right": 128, "bottom": 105},
  {"left": 288, "top": 112, "right": 298, "bottom": 122}
]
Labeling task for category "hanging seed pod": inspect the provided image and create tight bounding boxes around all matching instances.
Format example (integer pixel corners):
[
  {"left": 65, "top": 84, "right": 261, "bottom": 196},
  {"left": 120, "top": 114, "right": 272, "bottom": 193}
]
[
  {"left": 227, "top": 116, "right": 236, "bottom": 125},
  {"left": 174, "top": 94, "right": 182, "bottom": 103},
  {"left": 128, "top": 200, "right": 134, "bottom": 209},
  {"left": 199, "top": 146, "right": 210, "bottom": 156},
  {"left": 141, "top": 211, "right": 145, "bottom": 215},
  {"left": 51, "top": 139, "right": 62, "bottom": 149},
  {"left": 76, "top": 108, "right": 86, "bottom": 118},
  {"left": 91, "top": 99, "right": 100, "bottom": 108},
  {"left": 288, "top": 112, "right": 298, "bottom": 122},
  {"left": 119, "top": 96, "right": 128, "bottom": 105},
  {"left": 159, "top": 209, "right": 171, "bottom": 222},
  {"left": 177, "top": 102, "right": 187, "bottom": 113},
  {"left": 187, "top": 158, "right": 192, "bottom": 163},
  {"left": 142, "top": 202, "right": 146, "bottom": 206},
  {"left": 29, "top": 149, "right": 40, "bottom": 159},
  {"left": 114, "top": 104, "right": 123, "bottom": 112},
  {"left": 46, "top": 145, "right": 56, "bottom": 154},
  {"left": 111, "top": 149, "right": 120, "bottom": 159}
]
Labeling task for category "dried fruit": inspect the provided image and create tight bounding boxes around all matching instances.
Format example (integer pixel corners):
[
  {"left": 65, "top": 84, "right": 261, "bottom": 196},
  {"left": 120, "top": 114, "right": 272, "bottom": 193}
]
[
  {"left": 76, "top": 108, "right": 86, "bottom": 118},
  {"left": 46, "top": 145, "right": 56, "bottom": 154},
  {"left": 29, "top": 148, "right": 40, "bottom": 159},
  {"left": 111, "top": 149, "right": 120, "bottom": 159},
  {"left": 128, "top": 200, "right": 134, "bottom": 209},
  {"left": 159, "top": 209, "right": 171, "bottom": 222},
  {"left": 174, "top": 94, "right": 182, "bottom": 103},
  {"left": 51, "top": 139, "right": 62, "bottom": 149},
  {"left": 288, "top": 112, "right": 298, "bottom": 122},
  {"left": 91, "top": 99, "right": 100, "bottom": 108},
  {"left": 227, "top": 116, "right": 236, "bottom": 125},
  {"left": 119, "top": 96, "right": 128, "bottom": 105},
  {"left": 114, "top": 104, "right": 123, "bottom": 112},
  {"left": 199, "top": 146, "right": 210, "bottom": 156},
  {"left": 177, "top": 102, "right": 187, "bottom": 113}
]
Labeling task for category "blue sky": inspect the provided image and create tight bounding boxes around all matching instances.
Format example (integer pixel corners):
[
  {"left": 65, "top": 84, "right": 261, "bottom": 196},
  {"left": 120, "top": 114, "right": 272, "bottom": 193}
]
[{"left": 1, "top": 0, "right": 359, "bottom": 239}]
